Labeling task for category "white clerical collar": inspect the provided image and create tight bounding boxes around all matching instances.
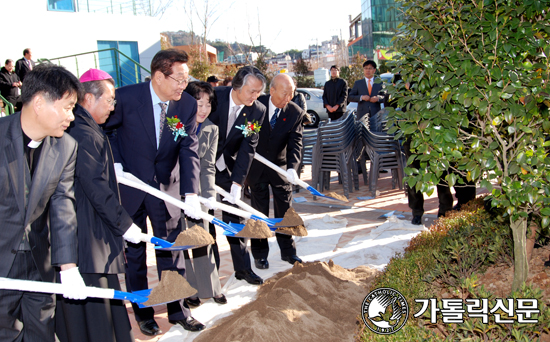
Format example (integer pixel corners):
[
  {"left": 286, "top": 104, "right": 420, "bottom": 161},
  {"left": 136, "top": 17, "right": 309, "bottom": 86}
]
[{"left": 28, "top": 140, "right": 42, "bottom": 148}]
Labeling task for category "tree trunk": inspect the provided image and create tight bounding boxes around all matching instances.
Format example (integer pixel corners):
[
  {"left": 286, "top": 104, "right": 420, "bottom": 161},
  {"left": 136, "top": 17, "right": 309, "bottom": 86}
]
[
  {"left": 511, "top": 217, "right": 529, "bottom": 292},
  {"left": 526, "top": 221, "right": 538, "bottom": 262}
]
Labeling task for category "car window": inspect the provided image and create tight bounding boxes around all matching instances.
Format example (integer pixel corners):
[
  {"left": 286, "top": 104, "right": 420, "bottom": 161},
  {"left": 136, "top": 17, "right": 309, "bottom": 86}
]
[
  {"left": 297, "top": 90, "right": 310, "bottom": 101},
  {"left": 309, "top": 90, "right": 323, "bottom": 98}
]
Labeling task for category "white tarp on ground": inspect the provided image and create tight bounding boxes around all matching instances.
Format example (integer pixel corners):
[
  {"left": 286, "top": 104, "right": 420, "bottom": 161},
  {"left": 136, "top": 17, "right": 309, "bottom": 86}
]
[{"left": 159, "top": 215, "right": 427, "bottom": 341}]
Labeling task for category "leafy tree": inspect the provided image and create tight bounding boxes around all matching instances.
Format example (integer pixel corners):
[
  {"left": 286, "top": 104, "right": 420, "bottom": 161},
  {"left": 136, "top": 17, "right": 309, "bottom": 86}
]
[
  {"left": 292, "top": 58, "right": 314, "bottom": 88},
  {"left": 387, "top": 0, "right": 550, "bottom": 291},
  {"left": 340, "top": 53, "right": 364, "bottom": 87}
]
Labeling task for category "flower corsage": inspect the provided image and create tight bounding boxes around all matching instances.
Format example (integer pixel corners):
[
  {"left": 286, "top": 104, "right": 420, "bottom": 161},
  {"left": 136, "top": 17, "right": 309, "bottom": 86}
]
[
  {"left": 166, "top": 115, "right": 188, "bottom": 141},
  {"left": 236, "top": 119, "right": 261, "bottom": 137}
]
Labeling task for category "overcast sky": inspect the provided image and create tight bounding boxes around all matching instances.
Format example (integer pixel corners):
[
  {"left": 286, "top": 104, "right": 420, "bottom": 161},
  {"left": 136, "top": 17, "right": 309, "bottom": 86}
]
[{"left": 158, "top": 0, "right": 361, "bottom": 53}]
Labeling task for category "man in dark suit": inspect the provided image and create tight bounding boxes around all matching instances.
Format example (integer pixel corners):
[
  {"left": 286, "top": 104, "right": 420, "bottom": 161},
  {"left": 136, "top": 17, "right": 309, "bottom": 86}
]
[
  {"left": 0, "top": 64, "right": 86, "bottom": 342},
  {"left": 15, "top": 48, "right": 36, "bottom": 82},
  {"left": 348, "top": 60, "right": 385, "bottom": 120},
  {"left": 322, "top": 65, "right": 347, "bottom": 121},
  {"left": 209, "top": 66, "right": 267, "bottom": 285},
  {"left": 58, "top": 69, "right": 147, "bottom": 342},
  {"left": 104, "top": 49, "right": 204, "bottom": 334},
  {"left": 0, "top": 59, "right": 22, "bottom": 111},
  {"left": 248, "top": 74, "right": 305, "bottom": 269}
]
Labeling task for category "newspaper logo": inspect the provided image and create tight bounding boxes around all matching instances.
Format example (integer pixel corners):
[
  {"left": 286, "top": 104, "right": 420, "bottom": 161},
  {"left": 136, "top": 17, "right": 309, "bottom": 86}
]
[{"left": 361, "top": 287, "right": 409, "bottom": 335}]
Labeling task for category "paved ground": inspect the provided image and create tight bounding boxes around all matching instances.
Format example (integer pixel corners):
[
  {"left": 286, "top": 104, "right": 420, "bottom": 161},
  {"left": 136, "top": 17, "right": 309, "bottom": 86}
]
[{"left": 123, "top": 165, "right": 453, "bottom": 341}]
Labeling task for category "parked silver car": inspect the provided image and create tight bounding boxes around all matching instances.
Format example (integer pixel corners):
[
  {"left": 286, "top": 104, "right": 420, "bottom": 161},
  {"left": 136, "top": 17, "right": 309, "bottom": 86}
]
[{"left": 296, "top": 88, "right": 327, "bottom": 127}]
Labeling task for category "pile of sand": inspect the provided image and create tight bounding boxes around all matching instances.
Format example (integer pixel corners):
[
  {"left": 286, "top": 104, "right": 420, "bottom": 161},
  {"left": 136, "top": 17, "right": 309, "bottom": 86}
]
[
  {"left": 173, "top": 225, "right": 215, "bottom": 247},
  {"left": 275, "top": 225, "right": 308, "bottom": 236},
  {"left": 235, "top": 219, "right": 273, "bottom": 238},
  {"left": 194, "top": 260, "right": 378, "bottom": 342},
  {"left": 274, "top": 207, "right": 308, "bottom": 236},
  {"left": 143, "top": 270, "right": 197, "bottom": 306},
  {"left": 324, "top": 191, "right": 349, "bottom": 202}
]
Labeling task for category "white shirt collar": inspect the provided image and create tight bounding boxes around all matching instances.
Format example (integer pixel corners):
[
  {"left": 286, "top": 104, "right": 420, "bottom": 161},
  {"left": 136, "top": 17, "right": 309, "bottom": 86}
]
[
  {"left": 28, "top": 140, "right": 42, "bottom": 148},
  {"left": 229, "top": 89, "right": 244, "bottom": 112},
  {"left": 149, "top": 81, "right": 168, "bottom": 110},
  {"left": 268, "top": 97, "right": 278, "bottom": 120}
]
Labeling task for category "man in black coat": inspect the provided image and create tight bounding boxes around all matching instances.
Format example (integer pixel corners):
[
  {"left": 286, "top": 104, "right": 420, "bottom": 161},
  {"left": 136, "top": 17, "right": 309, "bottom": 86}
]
[
  {"left": 247, "top": 74, "right": 305, "bottom": 269},
  {"left": 0, "top": 64, "right": 86, "bottom": 342},
  {"left": 15, "top": 48, "right": 36, "bottom": 82},
  {"left": 0, "top": 59, "right": 22, "bottom": 111},
  {"left": 322, "top": 65, "right": 347, "bottom": 121},
  {"left": 58, "top": 69, "right": 149, "bottom": 342},
  {"left": 104, "top": 49, "right": 204, "bottom": 334},
  {"left": 209, "top": 66, "right": 267, "bottom": 285}
]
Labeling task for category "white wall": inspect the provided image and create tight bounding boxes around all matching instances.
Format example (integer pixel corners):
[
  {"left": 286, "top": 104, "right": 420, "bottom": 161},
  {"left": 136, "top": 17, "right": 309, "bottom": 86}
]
[{"left": 1, "top": 0, "right": 161, "bottom": 77}]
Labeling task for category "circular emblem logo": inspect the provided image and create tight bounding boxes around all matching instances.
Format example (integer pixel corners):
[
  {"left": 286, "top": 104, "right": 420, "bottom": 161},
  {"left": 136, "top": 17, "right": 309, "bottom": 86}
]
[{"left": 361, "top": 287, "right": 409, "bottom": 335}]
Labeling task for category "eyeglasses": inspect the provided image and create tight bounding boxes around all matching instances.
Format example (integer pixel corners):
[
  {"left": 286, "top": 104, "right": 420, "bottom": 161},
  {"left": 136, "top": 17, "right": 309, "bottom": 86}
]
[
  {"left": 100, "top": 96, "right": 117, "bottom": 106},
  {"left": 166, "top": 74, "right": 189, "bottom": 86}
]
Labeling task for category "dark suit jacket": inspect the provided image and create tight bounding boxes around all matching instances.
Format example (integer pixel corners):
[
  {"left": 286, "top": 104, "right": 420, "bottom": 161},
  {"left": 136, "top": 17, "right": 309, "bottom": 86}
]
[
  {"left": 209, "top": 86, "right": 266, "bottom": 185},
  {"left": 247, "top": 95, "right": 304, "bottom": 186},
  {"left": 15, "top": 58, "right": 35, "bottom": 82},
  {"left": 67, "top": 104, "right": 133, "bottom": 274},
  {"left": 348, "top": 78, "right": 383, "bottom": 119},
  {"left": 0, "top": 112, "right": 78, "bottom": 282},
  {"left": 104, "top": 81, "right": 200, "bottom": 216}
]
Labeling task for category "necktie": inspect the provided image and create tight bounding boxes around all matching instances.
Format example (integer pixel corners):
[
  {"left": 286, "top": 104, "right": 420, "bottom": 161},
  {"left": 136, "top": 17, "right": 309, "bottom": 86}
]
[
  {"left": 368, "top": 79, "right": 372, "bottom": 95},
  {"left": 158, "top": 102, "right": 167, "bottom": 147},
  {"left": 28, "top": 60, "right": 32, "bottom": 70},
  {"left": 270, "top": 108, "right": 280, "bottom": 129},
  {"left": 226, "top": 105, "right": 239, "bottom": 137}
]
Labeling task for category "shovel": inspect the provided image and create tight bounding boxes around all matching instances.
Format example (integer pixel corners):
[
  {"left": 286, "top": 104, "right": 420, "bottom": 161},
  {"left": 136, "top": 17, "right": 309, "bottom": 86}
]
[
  {"left": 199, "top": 193, "right": 283, "bottom": 227},
  {"left": 253, "top": 154, "right": 345, "bottom": 202},
  {"left": 116, "top": 172, "right": 240, "bottom": 245},
  {"left": 0, "top": 277, "right": 167, "bottom": 308}
]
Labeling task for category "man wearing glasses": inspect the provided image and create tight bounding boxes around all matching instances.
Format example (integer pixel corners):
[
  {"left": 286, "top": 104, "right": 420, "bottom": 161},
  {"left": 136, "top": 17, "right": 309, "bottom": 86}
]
[
  {"left": 104, "top": 49, "right": 205, "bottom": 334},
  {"left": 349, "top": 60, "right": 384, "bottom": 120}
]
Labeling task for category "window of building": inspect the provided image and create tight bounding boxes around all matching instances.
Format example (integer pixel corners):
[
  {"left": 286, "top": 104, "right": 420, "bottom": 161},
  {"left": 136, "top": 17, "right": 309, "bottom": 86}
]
[{"left": 48, "top": 0, "right": 75, "bottom": 11}]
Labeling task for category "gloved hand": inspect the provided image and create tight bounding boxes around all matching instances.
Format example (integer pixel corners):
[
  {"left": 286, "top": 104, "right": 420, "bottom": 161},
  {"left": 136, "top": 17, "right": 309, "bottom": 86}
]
[
  {"left": 203, "top": 196, "right": 218, "bottom": 210},
  {"left": 60, "top": 266, "right": 87, "bottom": 300},
  {"left": 286, "top": 168, "right": 299, "bottom": 185},
  {"left": 223, "top": 183, "right": 242, "bottom": 204},
  {"left": 123, "top": 223, "right": 148, "bottom": 244},
  {"left": 114, "top": 163, "right": 124, "bottom": 179},
  {"left": 184, "top": 194, "right": 202, "bottom": 220}
]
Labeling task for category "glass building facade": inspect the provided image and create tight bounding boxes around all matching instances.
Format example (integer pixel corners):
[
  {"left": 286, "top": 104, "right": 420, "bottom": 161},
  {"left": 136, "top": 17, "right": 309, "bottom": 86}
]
[{"left": 350, "top": 0, "right": 400, "bottom": 59}]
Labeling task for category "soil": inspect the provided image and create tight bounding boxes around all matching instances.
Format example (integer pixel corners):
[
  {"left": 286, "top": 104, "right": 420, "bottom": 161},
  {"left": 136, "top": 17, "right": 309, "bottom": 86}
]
[
  {"left": 235, "top": 219, "right": 273, "bottom": 238},
  {"left": 173, "top": 225, "right": 215, "bottom": 246},
  {"left": 275, "top": 225, "right": 308, "bottom": 236},
  {"left": 194, "top": 260, "right": 379, "bottom": 342},
  {"left": 474, "top": 244, "right": 550, "bottom": 304},
  {"left": 275, "top": 207, "right": 305, "bottom": 227},
  {"left": 324, "top": 191, "right": 349, "bottom": 202},
  {"left": 143, "top": 270, "right": 197, "bottom": 306}
]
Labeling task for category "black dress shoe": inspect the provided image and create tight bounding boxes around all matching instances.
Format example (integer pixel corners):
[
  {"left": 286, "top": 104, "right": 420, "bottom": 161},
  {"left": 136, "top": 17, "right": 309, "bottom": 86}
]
[
  {"left": 452, "top": 204, "right": 462, "bottom": 211},
  {"left": 185, "top": 297, "right": 201, "bottom": 307},
  {"left": 213, "top": 294, "right": 227, "bottom": 304},
  {"left": 138, "top": 318, "right": 162, "bottom": 336},
  {"left": 411, "top": 215, "right": 422, "bottom": 225},
  {"left": 254, "top": 258, "right": 269, "bottom": 269},
  {"left": 169, "top": 317, "right": 205, "bottom": 332},
  {"left": 281, "top": 255, "right": 303, "bottom": 265},
  {"left": 235, "top": 270, "right": 263, "bottom": 285}
]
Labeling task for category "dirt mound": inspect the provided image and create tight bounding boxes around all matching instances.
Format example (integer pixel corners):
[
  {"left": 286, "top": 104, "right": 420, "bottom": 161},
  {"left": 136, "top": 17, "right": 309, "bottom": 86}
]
[
  {"left": 194, "top": 260, "right": 378, "bottom": 342},
  {"left": 173, "top": 225, "right": 215, "bottom": 246},
  {"left": 324, "top": 191, "right": 349, "bottom": 202},
  {"left": 143, "top": 270, "right": 197, "bottom": 306},
  {"left": 475, "top": 245, "right": 550, "bottom": 303},
  {"left": 275, "top": 207, "right": 304, "bottom": 227},
  {"left": 275, "top": 225, "right": 308, "bottom": 236},
  {"left": 235, "top": 219, "right": 273, "bottom": 238}
]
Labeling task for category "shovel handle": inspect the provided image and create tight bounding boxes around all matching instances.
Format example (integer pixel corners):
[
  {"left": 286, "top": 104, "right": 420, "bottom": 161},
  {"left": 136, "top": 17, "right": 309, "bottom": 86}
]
[
  {"left": 214, "top": 185, "right": 268, "bottom": 219},
  {"left": 0, "top": 277, "right": 116, "bottom": 300},
  {"left": 197, "top": 196, "right": 252, "bottom": 220},
  {"left": 253, "top": 154, "right": 310, "bottom": 190}
]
